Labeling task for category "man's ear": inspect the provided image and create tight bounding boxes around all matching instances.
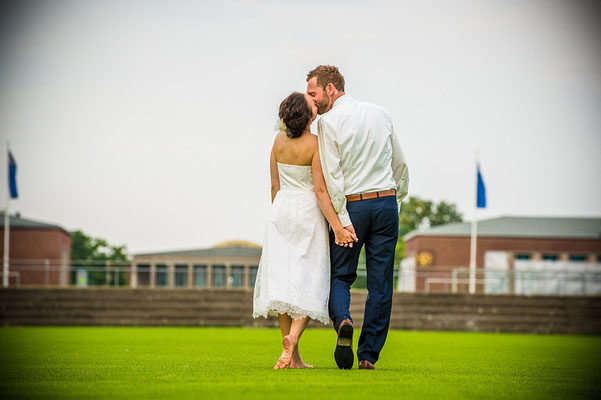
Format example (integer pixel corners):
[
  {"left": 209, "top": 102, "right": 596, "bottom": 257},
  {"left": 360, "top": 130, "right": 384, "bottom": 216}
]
[{"left": 326, "top": 83, "right": 336, "bottom": 96}]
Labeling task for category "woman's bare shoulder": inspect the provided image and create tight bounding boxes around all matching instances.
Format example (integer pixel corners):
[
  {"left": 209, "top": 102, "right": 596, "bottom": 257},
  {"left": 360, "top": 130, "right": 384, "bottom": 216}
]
[
  {"left": 305, "top": 133, "right": 318, "bottom": 160},
  {"left": 307, "top": 133, "right": 319, "bottom": 150},
  {"left": 306, "top": 132, "right": 318, "bottom": 145},
  {"left": 272, "top": 131, "right": 286, "bottom": 147}
]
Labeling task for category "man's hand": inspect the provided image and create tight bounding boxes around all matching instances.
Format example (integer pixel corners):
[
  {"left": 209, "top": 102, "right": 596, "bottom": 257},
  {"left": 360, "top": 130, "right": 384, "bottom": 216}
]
[
  {"left": 334, "top": 229, "right": 353, "bottom": 247},
  {"left": 342, "top": 224, "right": 359, "bottom": 244},
  {"left": 334, "top": 224, "right": 359, "bottom": 247},
  {"left": 334, "top": 224, "right": 359, "bottom": 248}
]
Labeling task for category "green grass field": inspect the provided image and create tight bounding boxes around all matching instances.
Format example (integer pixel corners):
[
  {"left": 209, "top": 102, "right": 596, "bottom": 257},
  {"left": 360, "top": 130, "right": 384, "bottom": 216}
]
[{"left": 1, "top": 327, "right": 600, "bottom": 399}]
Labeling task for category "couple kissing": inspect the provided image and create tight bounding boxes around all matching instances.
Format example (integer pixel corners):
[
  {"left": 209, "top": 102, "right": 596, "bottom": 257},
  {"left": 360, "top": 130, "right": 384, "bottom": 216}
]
[{"left": 253, "top": 65, "right": 409, "bottom": 370}]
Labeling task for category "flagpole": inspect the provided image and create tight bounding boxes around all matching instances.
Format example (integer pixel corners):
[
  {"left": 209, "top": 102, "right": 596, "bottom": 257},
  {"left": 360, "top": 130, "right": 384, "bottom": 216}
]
[
  {"left": 3, "top": 142, "right": 10, "bottom": 287},
  {"left": 469, "top": 210, "right": 477, "bottom": 294},
  {"left": 469, "top": 151, "right": 478, "bottom": 294},
  {"left": 2, "top": 200, "right": 8, "bottom": 288}
]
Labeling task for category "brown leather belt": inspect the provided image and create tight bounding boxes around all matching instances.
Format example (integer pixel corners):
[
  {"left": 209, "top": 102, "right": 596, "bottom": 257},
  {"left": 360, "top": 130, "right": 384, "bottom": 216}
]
[{"left": 346, "top": 189, "right": 396, "bottom": 202}]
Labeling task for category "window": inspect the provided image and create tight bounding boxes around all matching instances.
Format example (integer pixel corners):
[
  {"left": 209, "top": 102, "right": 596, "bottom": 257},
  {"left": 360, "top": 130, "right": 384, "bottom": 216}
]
[
  {"left": 570, "top": 254, "right": 587, "bottom": 262},
  {"left": 249, "top": 266, "right": 258, "bottom": 288},
  {"left": 213, "top": 265, "right": 225, "bottom": 288},
  {"left": 137, "top": 264, "right": 150, "bottom": 286},
  {"left": 156, "top": 264, "right": 167, "bottom": 287},
  {"left": 542, "top": 254, "right": 558, "bottom": 261},
  {"left": 231, "top": 266, "right": 244, "bottom": 288},
  {"left": 515, "top": 253, "right": 531, "bottom": 260},
  {"left": 194, "top": 265, "right": 206, "bottom": 288},
  {"left": 175, "top": 264, "right": 188, "bottom": 286}
]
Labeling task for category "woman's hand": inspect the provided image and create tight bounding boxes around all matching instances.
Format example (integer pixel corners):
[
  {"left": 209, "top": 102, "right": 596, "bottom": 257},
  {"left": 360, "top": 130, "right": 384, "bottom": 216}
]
[{"left": 334, "top": 226, "right": 358, "bottom": 248}]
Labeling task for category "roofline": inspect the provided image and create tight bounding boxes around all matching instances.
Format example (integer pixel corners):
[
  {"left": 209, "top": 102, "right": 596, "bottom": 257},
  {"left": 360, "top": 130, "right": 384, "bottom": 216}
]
[
  {"left": 405, "top": 233, "right": 601, "bottom": 241},
  {"left": 1, "top": 224, "right": 71, "bottom": 237},
  {"left": 133, "top": 252, "right": 247, "bottom": 257},
  {"left": 133, "top": 246, "right": 263, "bottom": 257},
  {"left": 403, "top": 215, "right": 601, "bottom": 241},
  {"left": 133, "top": 247, "right": 210, "bottom": 257},
  {"left": 491, "top": 214, "right": 601, "bottom": 219},
  {"left": 0, "top": 212, "right": 71, "bottom": 236}
]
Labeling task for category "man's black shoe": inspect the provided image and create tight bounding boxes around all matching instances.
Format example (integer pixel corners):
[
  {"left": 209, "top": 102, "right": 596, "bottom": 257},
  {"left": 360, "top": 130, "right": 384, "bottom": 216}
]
[{"left": 335, "top": 319, "right": 354, "bottom": 369}]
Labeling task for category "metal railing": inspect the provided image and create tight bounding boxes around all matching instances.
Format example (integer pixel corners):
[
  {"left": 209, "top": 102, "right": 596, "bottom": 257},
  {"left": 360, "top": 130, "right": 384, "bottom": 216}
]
[
  {"left": 3, "top": 260, "right": 601, "bottom": 296},
  {"left": 1, "top": 259, "right": 133, "bottom": 287},
  {"left": 395, "top": 266, "right": 601, "bottom": 296},
  {"left": 0, "top": 259, "right": 256, "bottom": 289}
]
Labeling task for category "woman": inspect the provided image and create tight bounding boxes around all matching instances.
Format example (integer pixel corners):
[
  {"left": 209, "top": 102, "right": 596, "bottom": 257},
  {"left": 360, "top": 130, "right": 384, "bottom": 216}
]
[{"left": 253, "top": 92, "right": 357, "bottom": 369}]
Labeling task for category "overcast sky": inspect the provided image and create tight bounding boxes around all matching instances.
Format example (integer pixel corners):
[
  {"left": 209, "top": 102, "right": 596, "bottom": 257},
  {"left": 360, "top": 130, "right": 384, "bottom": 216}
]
[{"left": 1, "top": 0, "right": 600, "bottom": 254}]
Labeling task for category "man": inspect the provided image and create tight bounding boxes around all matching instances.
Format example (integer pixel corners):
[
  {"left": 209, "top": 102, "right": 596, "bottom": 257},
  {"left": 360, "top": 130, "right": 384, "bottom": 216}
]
[{"left": 306, "top": 65, "right": 409, "bottom": 370}]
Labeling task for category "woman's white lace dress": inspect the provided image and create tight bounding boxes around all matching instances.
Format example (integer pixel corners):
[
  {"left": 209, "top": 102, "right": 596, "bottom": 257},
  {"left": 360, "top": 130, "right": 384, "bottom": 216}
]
[{"left": 253, "top": 162, "right": 330, "bottom": 324}]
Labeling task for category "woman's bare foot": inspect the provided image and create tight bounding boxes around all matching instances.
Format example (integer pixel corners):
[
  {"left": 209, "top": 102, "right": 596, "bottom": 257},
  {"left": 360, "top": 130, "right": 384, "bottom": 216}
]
[
  {"left": 274, "top": 335, "right": 294, "bottom": 369},
  {"left": 291, "top": 349, "right": 314, "bottom": 368},
  {"left": 290, "top": 360, "right": 314, "bottom": 368}
]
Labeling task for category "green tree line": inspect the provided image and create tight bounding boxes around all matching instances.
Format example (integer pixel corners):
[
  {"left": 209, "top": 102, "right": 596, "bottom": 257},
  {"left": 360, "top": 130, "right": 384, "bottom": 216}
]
[
  {"left": 356, "top": 196, "right": 463, "bottom": 278},
  {"left": 71, "top": 230, "right": 129, "bottom": 286}
]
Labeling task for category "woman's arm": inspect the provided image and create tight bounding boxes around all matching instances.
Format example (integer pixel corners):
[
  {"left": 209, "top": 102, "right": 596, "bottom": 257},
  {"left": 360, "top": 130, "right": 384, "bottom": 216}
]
[
  {"left": 270, "top": 142, "right": 280, "bottom": 203},
  {"left": 312, "top": 146, "right": 357, "bottom": 246}
]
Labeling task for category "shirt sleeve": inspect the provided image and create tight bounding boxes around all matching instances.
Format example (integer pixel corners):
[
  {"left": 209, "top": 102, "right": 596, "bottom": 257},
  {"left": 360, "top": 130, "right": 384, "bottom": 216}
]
[
  {"left": 390, "top": 126, "right": 409, "bottom": 212},
  {"left": 317, "top": 117, "right": 352, "bottom": 227}
]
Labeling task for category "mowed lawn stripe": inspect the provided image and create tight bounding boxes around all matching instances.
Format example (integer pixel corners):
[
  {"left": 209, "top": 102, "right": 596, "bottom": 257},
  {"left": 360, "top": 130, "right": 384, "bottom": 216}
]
[{"left": 1, "top": 327, "right": 599, "bottom": 399}]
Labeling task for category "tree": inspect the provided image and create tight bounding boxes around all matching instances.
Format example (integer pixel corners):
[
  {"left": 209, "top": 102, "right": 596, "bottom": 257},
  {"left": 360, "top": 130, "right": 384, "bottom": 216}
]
[
  {"left": 429, "top": 201, "right": 464, "bottom": 228},
  {"left": 71, "top": 230, "right": 130, "bottom": 286},
  {"left": 394, "top": 196, "right": 463, "bottom": 265},
  {"left": 354, "top": 196, "right": 462, "bottom": 287}
]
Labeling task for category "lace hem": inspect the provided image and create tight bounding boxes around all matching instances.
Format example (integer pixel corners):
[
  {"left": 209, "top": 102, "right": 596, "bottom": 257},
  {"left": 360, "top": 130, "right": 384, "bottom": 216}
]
[{"left": 253, "top": 299, "right": 330, "bottom": 325}]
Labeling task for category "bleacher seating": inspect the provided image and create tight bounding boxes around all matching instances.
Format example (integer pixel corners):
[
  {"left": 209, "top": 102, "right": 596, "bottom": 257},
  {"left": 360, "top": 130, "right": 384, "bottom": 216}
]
[{"left": 0, "top": 288, "right": 599, "bottom": 334}]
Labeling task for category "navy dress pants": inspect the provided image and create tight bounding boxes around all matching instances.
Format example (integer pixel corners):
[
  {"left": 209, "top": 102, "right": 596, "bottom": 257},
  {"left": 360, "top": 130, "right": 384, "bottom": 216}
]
[{"left": 328, "top": 195, "right": 399, "bottom": 364}]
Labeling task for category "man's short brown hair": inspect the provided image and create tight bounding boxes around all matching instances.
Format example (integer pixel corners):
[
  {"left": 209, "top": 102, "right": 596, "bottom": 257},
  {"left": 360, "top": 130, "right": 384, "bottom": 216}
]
[{"left": 307, "top": 65, "right": 345, "bottom": 92}]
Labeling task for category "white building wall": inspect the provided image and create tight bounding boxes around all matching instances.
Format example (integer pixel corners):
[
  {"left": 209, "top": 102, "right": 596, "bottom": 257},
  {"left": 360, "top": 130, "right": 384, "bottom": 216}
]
[
  {"left": 484, "top": 251, "right": 510, "bottom": 294},
  {"left": 514, "top": 261, "right": 601, "bottom": 296},
  {"left": 397, "top": 256, "right": 416, "bottom": 292},
  {"left": 484, "top": 250, "right": 601, "bottom": 295}
]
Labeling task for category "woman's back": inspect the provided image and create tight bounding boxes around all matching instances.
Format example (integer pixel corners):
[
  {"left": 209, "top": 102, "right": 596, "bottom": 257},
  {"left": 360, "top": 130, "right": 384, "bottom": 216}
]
[
  {"left": 272, "top": 131, "right": 317, "bottom": 192},
  {"left": 273, "top": 131, "right": 316, "bottom": 167},
  {"left": 254, "top": 131, "right": 331, "bottom": 326}
]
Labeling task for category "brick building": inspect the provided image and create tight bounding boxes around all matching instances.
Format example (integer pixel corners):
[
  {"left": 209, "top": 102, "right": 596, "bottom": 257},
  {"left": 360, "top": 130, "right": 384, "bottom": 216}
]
[
  {"left": 131, "top": 240, "right": 261, "bottom": 289},
  {"left": 400, "top": 216, "right": 601, "bottom": 294},
  {"left": 0, "top": 212, "right": 71, "bottom": 285}
]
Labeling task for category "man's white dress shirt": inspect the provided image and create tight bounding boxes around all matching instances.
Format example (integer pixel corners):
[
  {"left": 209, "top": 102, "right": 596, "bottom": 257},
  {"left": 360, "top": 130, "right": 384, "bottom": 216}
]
[{"left": 317, "top": 94, "right": 409, "bottom": 227}]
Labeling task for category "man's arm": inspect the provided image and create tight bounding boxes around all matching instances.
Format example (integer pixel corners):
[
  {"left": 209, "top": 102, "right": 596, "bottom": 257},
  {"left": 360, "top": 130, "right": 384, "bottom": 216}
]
[
  {"left": 317, "top": 118, "right": 352, "bottom": 227},
  {"left": 391, "top": 127, "right": 409, "bottom": 212}
]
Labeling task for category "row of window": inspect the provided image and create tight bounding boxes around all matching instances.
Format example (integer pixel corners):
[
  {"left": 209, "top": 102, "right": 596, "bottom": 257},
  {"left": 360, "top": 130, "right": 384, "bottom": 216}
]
[
  {"left": 514, "top": 253, "right": 598, "bottom": 262},
  {"left": 136, "top": 264, "right": 258, "bottom": 288}
]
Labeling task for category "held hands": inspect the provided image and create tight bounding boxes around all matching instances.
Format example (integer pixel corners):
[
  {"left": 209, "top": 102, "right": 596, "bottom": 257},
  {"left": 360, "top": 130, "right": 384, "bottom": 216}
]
[{"left": 334, "top": 224, "right": 359, "bottom": 247}]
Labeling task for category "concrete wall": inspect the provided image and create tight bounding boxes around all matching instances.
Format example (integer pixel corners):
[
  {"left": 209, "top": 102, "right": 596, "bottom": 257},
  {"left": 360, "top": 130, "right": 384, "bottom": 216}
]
[{"left": 1, "top": 288, "right": 599, "bottom": 334}]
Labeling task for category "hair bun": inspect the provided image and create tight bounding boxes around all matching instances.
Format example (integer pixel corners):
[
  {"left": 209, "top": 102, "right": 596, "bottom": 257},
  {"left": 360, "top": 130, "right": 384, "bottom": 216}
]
[{"left": 278, "top": 92, "right": 312, "bottom": 138}]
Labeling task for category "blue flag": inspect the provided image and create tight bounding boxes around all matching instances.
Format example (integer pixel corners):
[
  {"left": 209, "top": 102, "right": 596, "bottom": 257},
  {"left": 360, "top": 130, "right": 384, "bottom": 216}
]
[
  {"left": 8, "top": 151, "right": 18, "bottom": 199},
  {"left": 477, "top": 163, "right": 486, "bottom": 208}
]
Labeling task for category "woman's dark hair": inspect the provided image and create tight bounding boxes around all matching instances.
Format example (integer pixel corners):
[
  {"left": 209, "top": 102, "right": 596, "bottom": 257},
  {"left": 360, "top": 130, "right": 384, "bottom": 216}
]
[{"left": 278, "top": 92, "right": 312, "bottom": 138}]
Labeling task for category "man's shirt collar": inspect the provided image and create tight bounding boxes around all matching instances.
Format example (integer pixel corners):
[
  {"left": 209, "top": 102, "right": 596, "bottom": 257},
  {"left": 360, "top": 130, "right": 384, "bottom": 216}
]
[{"left": 331, "top": 94, "right": 351, "bottom": 110}]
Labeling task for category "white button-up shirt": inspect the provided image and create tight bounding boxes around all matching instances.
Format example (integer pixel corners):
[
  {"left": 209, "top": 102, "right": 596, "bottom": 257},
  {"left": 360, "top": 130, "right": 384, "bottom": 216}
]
[{"left": 317, "top": 94, "right": 409, "bottom": 227}]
